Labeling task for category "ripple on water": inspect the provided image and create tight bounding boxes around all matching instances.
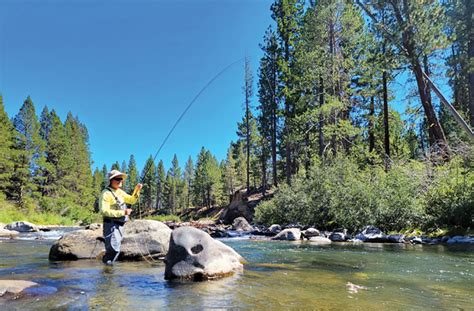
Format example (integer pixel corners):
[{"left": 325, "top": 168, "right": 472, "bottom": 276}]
[{"left": 0, "top": 238, "right": 473, "bottom": 309}]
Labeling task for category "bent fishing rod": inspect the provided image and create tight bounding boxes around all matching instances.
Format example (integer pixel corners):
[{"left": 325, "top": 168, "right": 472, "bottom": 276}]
[{"left": 134, "top": 58, "right": 244, "bottom": 216}]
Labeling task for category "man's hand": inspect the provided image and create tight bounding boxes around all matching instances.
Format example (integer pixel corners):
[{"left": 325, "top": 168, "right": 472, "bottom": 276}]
[
  {"left": 125, "top": 208, "right": 133, "bottom": 216},
  {"left": 135, "top": 183, "right": 143, "bottom": 191}
]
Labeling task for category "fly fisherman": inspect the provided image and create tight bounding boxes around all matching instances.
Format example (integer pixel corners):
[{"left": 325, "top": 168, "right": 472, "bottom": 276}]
[{"left": 99, "top": 169, "right": 142, "bottom": 265}]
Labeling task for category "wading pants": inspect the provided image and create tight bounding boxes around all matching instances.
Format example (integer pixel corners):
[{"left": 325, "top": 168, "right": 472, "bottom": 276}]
[{"left": 102, "top": 219, "right": 124, "bottom": 265}]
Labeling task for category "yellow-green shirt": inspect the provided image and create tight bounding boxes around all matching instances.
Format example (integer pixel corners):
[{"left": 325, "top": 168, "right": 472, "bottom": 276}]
[{"left": 99, "top": 187, "right": 140, "bottom": 218}]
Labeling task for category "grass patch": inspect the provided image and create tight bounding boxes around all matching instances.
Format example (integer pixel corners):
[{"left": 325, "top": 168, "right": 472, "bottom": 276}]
[
  {"left": 145, "top": 214, "right": 181, "bottom": 222},
  {"left": 0, "top": 200, "right": 90, "bottom": 226}
]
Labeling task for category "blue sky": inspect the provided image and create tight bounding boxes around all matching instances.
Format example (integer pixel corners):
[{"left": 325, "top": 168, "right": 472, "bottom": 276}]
[{"left": 0, "top": 0, "right": 274, "bottom": 172}]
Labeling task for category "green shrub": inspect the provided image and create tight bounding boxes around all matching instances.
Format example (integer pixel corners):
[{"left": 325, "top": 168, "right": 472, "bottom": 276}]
[{"left": 424, "top": 158, "right": 474, "bottom": 228}]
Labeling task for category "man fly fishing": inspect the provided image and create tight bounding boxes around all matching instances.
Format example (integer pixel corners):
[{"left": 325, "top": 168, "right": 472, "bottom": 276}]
[{"left": 99, "top": 169, "right": 142, "bottom": 265}]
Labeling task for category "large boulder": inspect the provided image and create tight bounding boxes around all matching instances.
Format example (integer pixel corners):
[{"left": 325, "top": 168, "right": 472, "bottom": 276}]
[
  {"left": 271, "top": 228, "right": 302, "bottom": 241},
  {"left": 164, "top": 226, "right": 244, "bottom": 281},
  {"left": 0, "top": 280, "right": 38, "bottom": 298},
  {"left": 5, "top": 221, "right": 38, "bottom": 232},
  {"left": 232, "top": 217, "right": 253, "bottom": 232},
  {"left": 0, "top": 228, "right": 20, "bottom": 238},
  {"left": 355, "top": 226, "right": 386, "bottom": 242},
  {"left": 49, "top": 220, "right": 172, "bottom": 261},
  {"left": 219, "top": 190, "right": 253, "bottom": 224}
]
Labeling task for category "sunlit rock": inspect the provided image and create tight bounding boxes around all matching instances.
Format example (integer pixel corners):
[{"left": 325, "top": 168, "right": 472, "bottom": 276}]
[
  {"left": 5, "top": 221, "right": 38, "bottom": 232},
  {"left": 271, "top": 228, "right": 301, "bottom": 241},
  {"left": 0, "top": 280, "right": 38, "bottom": 298},
  {"left": 165, "top": 226, "right": 244, "bottom": 281},
  {"left": 232, "top": 217, "right": 253, "bottom": 232},
  {"left": 49, "top": 220, "right": 171, "bottom": 261}
]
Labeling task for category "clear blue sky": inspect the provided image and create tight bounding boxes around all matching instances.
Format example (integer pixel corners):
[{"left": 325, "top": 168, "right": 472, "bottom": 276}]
[{"left": 0, "top": 0, "right": 274, "bottom": 172}]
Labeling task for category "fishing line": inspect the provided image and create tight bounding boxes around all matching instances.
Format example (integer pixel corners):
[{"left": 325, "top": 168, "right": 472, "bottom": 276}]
[{"left": 139, "top": 57, "right": 244, "bottom": 181}]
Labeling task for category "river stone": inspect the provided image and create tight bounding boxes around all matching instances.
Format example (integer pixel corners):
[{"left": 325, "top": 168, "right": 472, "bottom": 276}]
[
  {"left": 387, "top": 234, "right": 405, "bottom": 243},
  {"left": 0, "top": 280, "right": 38, "bottom": 297},
  {"left": 164, "top": 226, "right": 244, "bottom": 281},
  {"left": 302, "top": 228, "right": 320, "bottom": 238},
  {"left": 355, "top": 226, "right": 386, "bottom": 242},
  {"left": 5, "top": 221, "right": 38, "bottom": 232},
  {"left": 329, "top": 229, "right": 348, "bottom": 242},
  {"left": 268, "top": 224, "right": 281, "bottom": 234},
  {"left": 49, "top": 220, "right": 172, "bottom": 261},
  {"left": 271, "top": 228, "right": 301, "bottom": 241},
  {"left": 309, "top": 236, "right": 331, "bottom": 245},
  {"left": 0, "top": 228, "right": 19, "bottom": 238},
  {"left": 232, "top": 217, "right": 253, "bottom": 232}
]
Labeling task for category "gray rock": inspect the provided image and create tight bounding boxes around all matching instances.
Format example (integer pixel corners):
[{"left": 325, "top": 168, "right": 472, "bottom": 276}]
[
  {"left": 0, "top": 228, "right": 20, "bottom": 238},
  {"left": 355, "top": 226, "right": 386, "bottom": 242},
  {"left": 302, "top": 228, "right": 320, "bottom": 238},
  {"left": 308, "top": 236, "right": 331, "bottom": 245},
  {"left": 49, "top": 220, "right": 172, "bottom": 261},
  {"left": 387, "top": 234, "right": 405, "bottom": 243},
  {"left": 268, "top": 224, "right": 281, "bottom": 234},
  {"left": 329, "top": 229, "right": 348, "bottom": 242},
  {"left": 164, "top": 226, "right": 244, "bottom": 281},
  {"left": 0, "top": 280, "right": 38, "bottom": 297},
  {"left": 411, "top": 237, "right": 423, "bottom": 244},
  {"left": 271, "top": 228, "right": 301, "bottom": 241},
  {"left": 232, "top": 217, "right": 253, "bottom": 232},
  {"left": 5, "top": 221, "right": 38, "bottom": 232}
]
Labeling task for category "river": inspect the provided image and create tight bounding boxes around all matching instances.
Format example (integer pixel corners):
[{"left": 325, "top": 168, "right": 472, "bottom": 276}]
[{"left": 1, "top": 230, "right": 473, "bottom": 310}]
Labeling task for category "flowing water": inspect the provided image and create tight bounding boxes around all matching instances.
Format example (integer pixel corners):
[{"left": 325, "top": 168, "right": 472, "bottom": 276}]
[{"left": 0, "top": 232, "right": 473, "bottom": 310}]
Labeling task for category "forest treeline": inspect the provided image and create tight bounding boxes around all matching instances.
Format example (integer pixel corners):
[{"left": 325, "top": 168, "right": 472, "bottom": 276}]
[{"left": 0, "top": 0, "right": 473, "bottom": 230}]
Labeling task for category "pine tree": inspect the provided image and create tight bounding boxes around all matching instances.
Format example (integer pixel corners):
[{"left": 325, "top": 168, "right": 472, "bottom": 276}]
[
  {"left": 257, "top": 27, "right": 280, "bottom": 187},
  {"left": 183, "top": 156, "right": 194, "bottom": 208},
  {"left": 156, "top": 160, "right": 166, "bottom": 210},
  {"left": 0, "top": 95, "right": 15, "bottom": 197},
  {"left": 126, "top": 155, "right": 138, "bottom": 194},
  {"left": 11, "top": 96, "right": 46, "bottom": 204},
  {"left": 271, "top": 0, "right": 304, "bottom": 183},
  {"left": 101, "top": 164, "right": 108, "bottom": 189},
  {"left": 140, "top": 156, "right": 156, "bottom": 212}
]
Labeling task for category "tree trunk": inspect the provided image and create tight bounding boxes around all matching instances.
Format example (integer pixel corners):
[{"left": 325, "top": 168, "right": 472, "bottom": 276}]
[
  {"left": 392, "top": 0, "right": 449, "bottom": 154},
  {"left": 369, "top": 95, "right": 375, "bottom": 153},
  {"left": 382, "top": 69, "right": 390, "bottom": 171},
  {"left": 319, "top": 76, "right": 325, "bottom": 157},
  {"left": 467, "top": 0, "right": 474, "bottom": 127}
]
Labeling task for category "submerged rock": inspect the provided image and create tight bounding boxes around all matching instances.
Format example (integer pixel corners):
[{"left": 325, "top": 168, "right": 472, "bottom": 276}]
[
  {"left": 0, "top": 280, "right": 38, "bottom": 298},
  {"left": 164, "top": 226, "right": 244, "bottom": 281},
  {"left": 49, "top": 220, "right": 172, "bottom": 261},
  {"left": 232, "top": 217, "right": 253, "bottom": 232},
  {"left": 271, "top": 228, "right": 302, "bottom": 241},
  {"left": 5, "top": 221, "right": 38, "bottom": 232},
  {"left": 0, "top": 228, "right": 19, "bottom": 238},
  {"left": 308, "top": 236, "right": 331, "bottom": 245}
]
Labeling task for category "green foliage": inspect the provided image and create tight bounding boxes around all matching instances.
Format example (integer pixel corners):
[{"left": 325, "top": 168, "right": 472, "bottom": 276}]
[
  {"left": 424, "top": 158, "right": 474, "bottom": 228},
  {"left": 256, "top": 157, "right": 433, "bottom": 232}
]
